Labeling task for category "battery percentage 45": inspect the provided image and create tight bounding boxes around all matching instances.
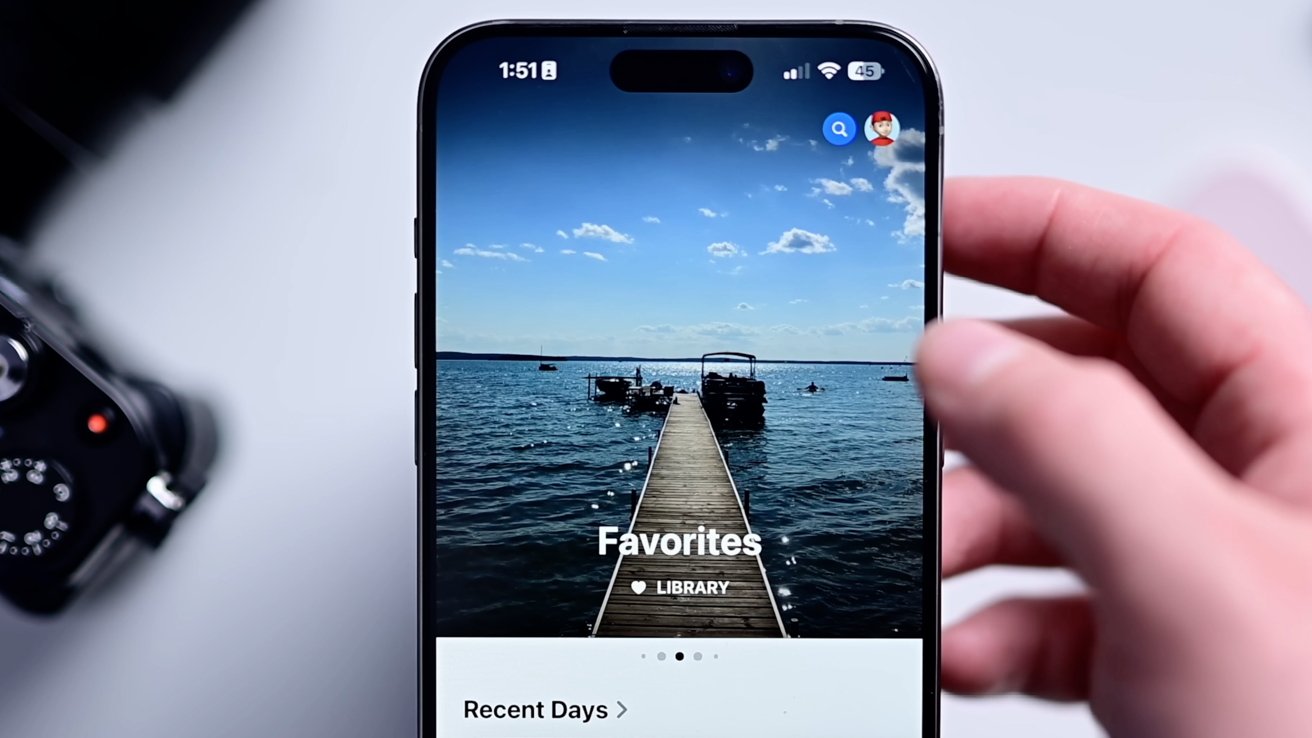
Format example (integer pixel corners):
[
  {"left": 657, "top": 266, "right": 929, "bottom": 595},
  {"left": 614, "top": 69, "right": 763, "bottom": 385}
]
[{"left": 847, "top": 61, "right": 884, "bottom": 81}]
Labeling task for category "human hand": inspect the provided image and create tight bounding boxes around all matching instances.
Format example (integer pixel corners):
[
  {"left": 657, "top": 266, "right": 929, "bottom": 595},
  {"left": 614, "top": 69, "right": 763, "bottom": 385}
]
[{"left": 917, "top": 177, "right": 1312, "bottom": 737}]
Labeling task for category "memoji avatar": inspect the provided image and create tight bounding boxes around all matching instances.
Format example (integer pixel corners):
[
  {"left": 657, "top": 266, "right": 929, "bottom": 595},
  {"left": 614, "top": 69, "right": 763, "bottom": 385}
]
[{"left": 865, "top": 110, "right": 899, "bottom": 146}]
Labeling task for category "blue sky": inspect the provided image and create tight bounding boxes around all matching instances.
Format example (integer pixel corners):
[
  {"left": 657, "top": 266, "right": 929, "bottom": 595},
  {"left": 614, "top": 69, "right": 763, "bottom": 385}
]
[{"left": 436, "top": 36, "right": 929, "bottom": 362}]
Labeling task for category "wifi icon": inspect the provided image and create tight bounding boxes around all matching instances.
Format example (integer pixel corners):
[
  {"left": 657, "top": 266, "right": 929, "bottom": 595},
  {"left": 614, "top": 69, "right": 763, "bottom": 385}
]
[{"left": 817, "top": 61, "right": 841, "bottom": 79}]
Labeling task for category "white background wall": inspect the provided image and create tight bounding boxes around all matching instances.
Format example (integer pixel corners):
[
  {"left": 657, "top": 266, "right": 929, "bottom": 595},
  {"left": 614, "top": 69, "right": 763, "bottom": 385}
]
[{"left": 3, "top": 1, "right": 1311, "bottom": 736}]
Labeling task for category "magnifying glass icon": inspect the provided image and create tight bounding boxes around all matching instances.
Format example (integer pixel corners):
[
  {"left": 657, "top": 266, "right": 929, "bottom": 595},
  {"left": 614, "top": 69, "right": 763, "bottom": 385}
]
[{"left": 822, "top": 112, "right": 857, "bottom": 146}]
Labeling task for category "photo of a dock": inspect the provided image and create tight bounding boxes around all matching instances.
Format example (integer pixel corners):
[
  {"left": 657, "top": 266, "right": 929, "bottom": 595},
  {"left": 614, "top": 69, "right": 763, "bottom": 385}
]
[
  {"left": 432, "top": 71, "right": 929, "bottom": 638},
  {"left": 588, "top": 353, "right": 783, "bottom": 636},
  {"left": 593, "top": 387, "right": 786, "bottom": 637},
  {"left": 433, "top": 348, "right": 924, "bottom": 639}
]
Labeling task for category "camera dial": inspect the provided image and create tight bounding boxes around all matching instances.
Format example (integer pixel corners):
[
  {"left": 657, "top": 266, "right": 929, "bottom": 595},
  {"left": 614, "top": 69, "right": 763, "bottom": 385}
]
[{"left": 0, "top": 457, "right": 73, "bottom": 559}]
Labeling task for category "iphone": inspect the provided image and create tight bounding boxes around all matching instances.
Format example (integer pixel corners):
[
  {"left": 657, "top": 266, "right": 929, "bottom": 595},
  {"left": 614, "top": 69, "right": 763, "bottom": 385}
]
[{"left": 418, "top": 20, "right": 942, "bottom": 737}]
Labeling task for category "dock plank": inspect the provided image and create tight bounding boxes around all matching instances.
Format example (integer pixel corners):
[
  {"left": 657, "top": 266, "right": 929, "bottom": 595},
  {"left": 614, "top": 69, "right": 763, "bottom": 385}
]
[{"left": 593, "top": 393, "right": 785, "bottom": 637}]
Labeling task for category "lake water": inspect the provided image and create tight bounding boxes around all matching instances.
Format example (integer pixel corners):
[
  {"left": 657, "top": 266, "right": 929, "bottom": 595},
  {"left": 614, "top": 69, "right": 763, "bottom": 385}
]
[{"left": 433, "top": 360, "right": 925, "bottom": 638}]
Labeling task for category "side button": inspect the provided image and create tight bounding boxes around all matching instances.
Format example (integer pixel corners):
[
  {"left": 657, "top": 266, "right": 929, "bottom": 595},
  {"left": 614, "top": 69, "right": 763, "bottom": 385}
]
[
  {"left": 413, "top": 216, "right": 419, "bottom": 259},
  {"left": 414, "top": 292, "right": 419, "bottom": 369},
  {"left": 414, "top": 389, "right": 420, "bottom": 467}
]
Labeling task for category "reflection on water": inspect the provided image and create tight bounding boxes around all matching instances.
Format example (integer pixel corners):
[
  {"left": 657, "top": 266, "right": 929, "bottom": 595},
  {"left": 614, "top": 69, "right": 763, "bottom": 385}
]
[{"left": 434, "top": 360, "right": 924, "bottom": 638}]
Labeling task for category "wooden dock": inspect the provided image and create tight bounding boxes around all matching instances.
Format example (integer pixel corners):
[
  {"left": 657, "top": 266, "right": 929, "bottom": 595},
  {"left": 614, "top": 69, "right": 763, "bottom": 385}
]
[{"left": 593, "top": 393, "right": 786, "bottom": 637}]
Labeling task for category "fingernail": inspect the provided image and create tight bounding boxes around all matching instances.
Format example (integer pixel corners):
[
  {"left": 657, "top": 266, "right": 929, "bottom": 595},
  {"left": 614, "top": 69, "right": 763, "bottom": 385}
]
[{"left": 920, "top": 320, "right": 1022, "bottom": 391}]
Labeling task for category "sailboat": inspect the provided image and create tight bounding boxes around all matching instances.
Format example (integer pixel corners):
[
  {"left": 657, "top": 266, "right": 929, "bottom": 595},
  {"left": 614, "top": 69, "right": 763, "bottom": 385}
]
[
  {"left": 537, "top": 346, "right": 558, "bottom": 371},
  {"left": 882, "top": 352, "right": 909, "bottom": 382}
]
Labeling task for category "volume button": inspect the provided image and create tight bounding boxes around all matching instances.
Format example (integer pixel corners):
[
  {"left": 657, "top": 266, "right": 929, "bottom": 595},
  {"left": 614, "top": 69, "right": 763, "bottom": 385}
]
[
  {"left": 413, "top": 216, "right": 419, "bottom": 259},
  {"left": 414, "top": 388, "right": 420, "bottom": 468},
  {"left": 414, "top": 292, "right": 419, "bottom": 369}
]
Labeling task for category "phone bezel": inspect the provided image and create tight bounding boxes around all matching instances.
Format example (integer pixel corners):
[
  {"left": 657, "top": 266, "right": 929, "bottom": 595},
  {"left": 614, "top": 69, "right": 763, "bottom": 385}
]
[{"left": 417, "top": 19, "right": 944, "bottom": 737}]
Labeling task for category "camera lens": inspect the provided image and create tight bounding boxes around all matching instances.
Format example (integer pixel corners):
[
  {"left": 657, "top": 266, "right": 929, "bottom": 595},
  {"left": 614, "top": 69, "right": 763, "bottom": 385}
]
[
  {"left": 0, "top": 335, "right": 31, "bottom": 402},
  {"left": 718, "top": 58, "right": 744, "bottom": 82}
]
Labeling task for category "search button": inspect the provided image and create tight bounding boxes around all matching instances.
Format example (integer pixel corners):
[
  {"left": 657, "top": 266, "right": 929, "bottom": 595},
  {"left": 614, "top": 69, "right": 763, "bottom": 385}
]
[{"left": 822, "top": 112, "right": 856, "bottom": 147}]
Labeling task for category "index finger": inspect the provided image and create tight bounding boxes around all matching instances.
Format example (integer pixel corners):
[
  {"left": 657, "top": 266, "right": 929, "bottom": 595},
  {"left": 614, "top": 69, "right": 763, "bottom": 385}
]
[{"left": 945, "top": 177, "right": 1312, "bottom": 481}]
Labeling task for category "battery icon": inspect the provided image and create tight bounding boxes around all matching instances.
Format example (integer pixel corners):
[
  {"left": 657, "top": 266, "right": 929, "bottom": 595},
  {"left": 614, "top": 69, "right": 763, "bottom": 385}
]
[
  {"left": 542, "top": 60, "right": 557, "bottom": 80},
  {"left": 847, "top": 61, "right": 884, "bottom": 81}
]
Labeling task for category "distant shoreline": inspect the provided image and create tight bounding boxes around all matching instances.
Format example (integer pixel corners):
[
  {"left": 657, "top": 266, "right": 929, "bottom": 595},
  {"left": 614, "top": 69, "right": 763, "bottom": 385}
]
[{"left": 436, "top": 351, "right": 913, "bottom": 366}]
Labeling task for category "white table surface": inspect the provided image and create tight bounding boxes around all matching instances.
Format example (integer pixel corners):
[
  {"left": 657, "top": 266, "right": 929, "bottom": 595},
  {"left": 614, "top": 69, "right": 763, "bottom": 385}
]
[{"left": 5, "top": 1, "right": 1311, "bottom": 736}]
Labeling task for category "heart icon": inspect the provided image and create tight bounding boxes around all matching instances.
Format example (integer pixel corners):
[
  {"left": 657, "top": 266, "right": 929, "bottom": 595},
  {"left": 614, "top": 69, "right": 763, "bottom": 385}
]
[{"left": 630, "top": 580, "right": 647, "bottom": 595}]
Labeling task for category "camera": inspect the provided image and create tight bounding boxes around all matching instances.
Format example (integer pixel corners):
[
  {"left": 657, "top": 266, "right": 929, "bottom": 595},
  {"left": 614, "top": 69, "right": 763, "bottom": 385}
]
[
  {"left": 0, "top": 248, "right": 217, "bottom": 614},
  {"left": 717, "top": 57, "right": 747, "bottom": 82}
]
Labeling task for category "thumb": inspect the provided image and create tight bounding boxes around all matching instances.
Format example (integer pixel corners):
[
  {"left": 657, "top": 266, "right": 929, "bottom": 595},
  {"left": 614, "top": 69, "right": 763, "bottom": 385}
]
[{"left": 917, "top": 319, "right": 1238, "bottom": 596}]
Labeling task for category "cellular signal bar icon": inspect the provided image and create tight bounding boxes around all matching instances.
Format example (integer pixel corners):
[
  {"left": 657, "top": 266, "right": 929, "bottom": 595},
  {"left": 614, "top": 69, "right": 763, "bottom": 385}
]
[{"left": 783, "top": 63, "right": 810, "bottom": 80}]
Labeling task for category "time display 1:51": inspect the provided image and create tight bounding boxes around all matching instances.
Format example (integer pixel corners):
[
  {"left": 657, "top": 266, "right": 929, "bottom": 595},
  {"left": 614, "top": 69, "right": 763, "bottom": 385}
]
[{"left": 498, "top": 61, "right": 557, "bottom": 80}]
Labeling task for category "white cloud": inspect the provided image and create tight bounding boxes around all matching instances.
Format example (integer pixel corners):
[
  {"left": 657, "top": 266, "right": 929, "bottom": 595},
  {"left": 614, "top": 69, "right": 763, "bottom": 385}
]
[
  {"left": 687, "top": 322, "right": 757, "bottom": 338},
  {"left": 857, "top": 316, "right": 920, "bottom": 333},
  {"left": 763, "top": 228, "right": 836, "bottom": 255},
  {"left": 811, "top": 178, "right": 854, "bottom": 196},
  {"left": 736, "top": 302, "right": 754, "bottom": 311},
  {"left": 440, "top": 259, "right": 455, "bottom": 269},
  {"left": 629, "top": 314, "right": 918, "bottom": 343},
  {"left": 817, "top": 316, "right": 920, "bottom": 334},
  {"left": 637, "top": 324, "right": 676, "bottom": 334},
  {"left": 843, "top": 155, "right": 855, "bottom": 167},
  {"left": 707, "top": 241, "right": 744, "bottom": 258},
  {"left": 489, "top": 243, "right": 506, "bottom": 249},
  {"left": 698, "top": 207, "right": 723, "bottom": 218},
  {"left": 454, "top": 245, "right": 528, "bottom": 262},
  {"left": 860, "top": 304, "right": 870, "bottom": 309},
  {"left": 822, "top": 198, "right": 835, "bottom": 209},
  {"left": 742, "top": 134, "right": 787, "bottom": 152},
  {"left": 872, "top": 129, "right": 927, "bottom": 242},
  {"left": 810, "top": 177, "right": 873, "bottom": 199},
  {"left": 642, "top": 215, "right": 661, "bottom": 224},
  {"left": 519, "top": 242, "right": 544, "bottom": 253},
  {"left": 881, "top": 295, "right": 890, "bottom": 300},
  {"left": 682, "top": 136, "right": 693, "bottom": 143},
  {"left": 555, "top": 229, "right": 569, "bottom": 239},
  {"left": 773, "top": 184, "right": 787, "bottom": 192},
  {"left": 637, "top": 322, "right": 759, "bottom": 340},
  {"left": 559, "top": 248, "right": 605, "bottom": 261},
  {"left": 889, "top": 279, "right": 925, "bottom": 290},
  {"left": 789, "top": 298, "right": 807, "bottom": 304},
  {"left": 572, "top": 222, "right": 634, "bottom": 244}
]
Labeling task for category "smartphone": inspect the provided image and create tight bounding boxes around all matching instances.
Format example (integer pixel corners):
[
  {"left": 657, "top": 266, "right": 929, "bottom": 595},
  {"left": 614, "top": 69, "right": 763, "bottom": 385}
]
[{"left": 418, "top": 20, "right": 942, "bottom": 737}]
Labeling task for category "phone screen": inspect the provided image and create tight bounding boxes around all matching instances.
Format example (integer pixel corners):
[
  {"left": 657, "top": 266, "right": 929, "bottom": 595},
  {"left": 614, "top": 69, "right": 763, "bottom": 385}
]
[{"left": 421, "top": 22, "right": 941, "bottom": 737}]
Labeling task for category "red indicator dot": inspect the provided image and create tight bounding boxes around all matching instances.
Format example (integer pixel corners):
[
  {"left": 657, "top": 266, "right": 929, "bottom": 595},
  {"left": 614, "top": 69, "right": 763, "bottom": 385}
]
[{"left": 87, "top": 413, "right": 109, "bottom": 435}]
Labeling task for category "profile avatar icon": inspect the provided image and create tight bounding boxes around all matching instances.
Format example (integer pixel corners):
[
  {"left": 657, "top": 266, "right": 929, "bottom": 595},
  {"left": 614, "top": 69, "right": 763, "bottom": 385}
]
[{"left": 865, "top": 110, "right": 899, "bottom": 147}]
